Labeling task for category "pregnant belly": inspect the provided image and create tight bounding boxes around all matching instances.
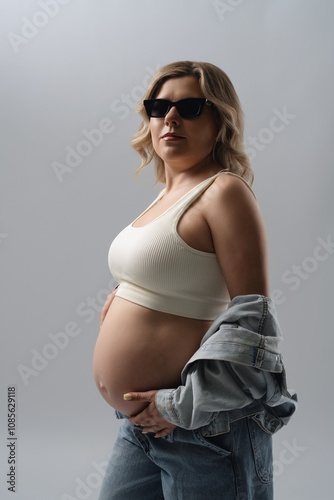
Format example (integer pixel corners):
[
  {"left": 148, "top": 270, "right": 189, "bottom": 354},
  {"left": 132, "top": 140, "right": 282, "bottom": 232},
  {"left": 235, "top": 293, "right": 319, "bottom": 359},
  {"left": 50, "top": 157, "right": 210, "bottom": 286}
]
[{"left": 92, "top": 297, "right": 210, "bottom": 416}]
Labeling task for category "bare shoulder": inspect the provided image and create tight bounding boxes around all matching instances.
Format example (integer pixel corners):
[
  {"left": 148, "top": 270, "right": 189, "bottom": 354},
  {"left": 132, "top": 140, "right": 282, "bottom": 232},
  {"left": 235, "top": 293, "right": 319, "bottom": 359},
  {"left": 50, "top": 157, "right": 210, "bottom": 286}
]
[
  {"left": 204, "top": 172, "right": 259, "bottom": 222},
  {"left": 215, "top": 172, "right": 255, "bottom": 196}
]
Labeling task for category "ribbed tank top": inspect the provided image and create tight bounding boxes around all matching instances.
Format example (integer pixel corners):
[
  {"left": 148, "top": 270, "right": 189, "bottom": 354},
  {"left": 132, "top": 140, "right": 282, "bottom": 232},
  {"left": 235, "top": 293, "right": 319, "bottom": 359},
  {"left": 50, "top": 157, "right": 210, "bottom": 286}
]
[{"left": 108, "top": 171, "right": 255, "bottom": 320}]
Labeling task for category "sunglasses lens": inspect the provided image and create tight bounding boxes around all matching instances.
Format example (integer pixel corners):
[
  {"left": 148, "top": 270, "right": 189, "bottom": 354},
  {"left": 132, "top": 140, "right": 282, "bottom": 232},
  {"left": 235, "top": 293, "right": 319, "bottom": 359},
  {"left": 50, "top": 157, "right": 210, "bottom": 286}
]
[
  {"left": 177, "top": 99, "right": 205, "bottom": 118},
  {"left": 144, "top": 100, "right": 170, "bottom": 118}
]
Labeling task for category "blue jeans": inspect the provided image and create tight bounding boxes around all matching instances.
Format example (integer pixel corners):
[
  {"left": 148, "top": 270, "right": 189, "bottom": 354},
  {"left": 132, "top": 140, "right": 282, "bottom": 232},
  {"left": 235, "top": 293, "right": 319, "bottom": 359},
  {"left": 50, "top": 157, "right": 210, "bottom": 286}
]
[{"left": 98, "top": 415, "right": 273, "bottom": 500}]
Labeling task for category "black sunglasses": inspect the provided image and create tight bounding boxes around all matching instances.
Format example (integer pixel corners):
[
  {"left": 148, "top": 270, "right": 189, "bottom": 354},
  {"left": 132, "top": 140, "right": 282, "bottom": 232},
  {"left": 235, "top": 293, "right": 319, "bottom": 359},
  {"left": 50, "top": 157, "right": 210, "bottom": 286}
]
[{"left": 143, "top": 98, "right": 213, "bottom": 119}]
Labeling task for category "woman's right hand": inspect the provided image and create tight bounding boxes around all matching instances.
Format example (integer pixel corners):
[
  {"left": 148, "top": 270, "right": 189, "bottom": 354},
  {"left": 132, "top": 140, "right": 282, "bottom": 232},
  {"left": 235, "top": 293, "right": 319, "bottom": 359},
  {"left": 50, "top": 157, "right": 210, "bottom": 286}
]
[{"left": 100, "top": 286, "right": 119, "bottom": 326}]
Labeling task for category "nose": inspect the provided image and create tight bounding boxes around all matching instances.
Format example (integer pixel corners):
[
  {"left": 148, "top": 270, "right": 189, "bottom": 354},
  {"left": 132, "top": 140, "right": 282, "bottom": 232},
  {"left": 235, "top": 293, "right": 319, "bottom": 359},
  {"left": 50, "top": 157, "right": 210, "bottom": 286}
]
[{"left": 164, "top": 105, "right": 181, "bottom": 126}]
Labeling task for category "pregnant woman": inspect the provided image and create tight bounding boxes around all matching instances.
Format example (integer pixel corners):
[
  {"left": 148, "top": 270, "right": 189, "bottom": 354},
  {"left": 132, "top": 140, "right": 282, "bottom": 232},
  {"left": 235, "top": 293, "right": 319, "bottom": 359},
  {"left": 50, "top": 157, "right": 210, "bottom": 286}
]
[{"left": 93, "top": 61, "right": 296, "bottom": 500}]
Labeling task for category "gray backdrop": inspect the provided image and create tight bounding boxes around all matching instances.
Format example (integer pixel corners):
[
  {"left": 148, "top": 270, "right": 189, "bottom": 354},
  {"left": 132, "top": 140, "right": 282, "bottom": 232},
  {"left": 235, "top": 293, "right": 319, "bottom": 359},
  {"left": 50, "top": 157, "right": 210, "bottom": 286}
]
[{"left": 1, "top": 1, "right": 333, "bottom": 499}]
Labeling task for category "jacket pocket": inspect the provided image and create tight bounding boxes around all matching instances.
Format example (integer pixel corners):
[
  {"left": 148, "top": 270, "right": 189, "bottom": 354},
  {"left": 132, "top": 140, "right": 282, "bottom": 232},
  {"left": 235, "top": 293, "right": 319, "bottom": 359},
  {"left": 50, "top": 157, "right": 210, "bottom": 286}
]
[{"left": 247, "top": 417, "right": 273, "bottom": 483}]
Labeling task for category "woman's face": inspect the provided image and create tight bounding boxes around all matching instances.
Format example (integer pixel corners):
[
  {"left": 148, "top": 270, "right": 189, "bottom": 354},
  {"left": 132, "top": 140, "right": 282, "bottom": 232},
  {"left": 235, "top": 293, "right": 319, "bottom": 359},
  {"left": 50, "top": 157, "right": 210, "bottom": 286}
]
[{"left": 149, "top": 76, "right": 219, "bottom": 171}]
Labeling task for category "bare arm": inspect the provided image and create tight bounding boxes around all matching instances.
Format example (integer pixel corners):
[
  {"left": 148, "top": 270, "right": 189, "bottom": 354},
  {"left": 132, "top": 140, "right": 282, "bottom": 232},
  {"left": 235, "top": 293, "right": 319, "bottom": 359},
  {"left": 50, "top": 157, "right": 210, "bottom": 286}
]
[{"left": 205, "top": 174, "right": 269, "bottom": 298}]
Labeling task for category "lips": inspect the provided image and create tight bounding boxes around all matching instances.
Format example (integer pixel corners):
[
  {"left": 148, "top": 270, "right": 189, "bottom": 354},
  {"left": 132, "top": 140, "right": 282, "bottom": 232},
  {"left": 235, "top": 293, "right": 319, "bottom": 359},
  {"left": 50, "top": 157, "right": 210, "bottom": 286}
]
[{"left": 161, "top": 133, "right": 185, "bottom": 140}]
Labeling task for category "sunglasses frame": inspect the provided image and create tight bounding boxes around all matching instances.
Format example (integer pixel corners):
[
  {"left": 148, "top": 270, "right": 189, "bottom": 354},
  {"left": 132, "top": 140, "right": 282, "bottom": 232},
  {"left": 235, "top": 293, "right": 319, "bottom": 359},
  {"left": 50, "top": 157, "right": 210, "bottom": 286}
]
[{"left": 143, "top": 98, "right": 213, "bottom": 119}]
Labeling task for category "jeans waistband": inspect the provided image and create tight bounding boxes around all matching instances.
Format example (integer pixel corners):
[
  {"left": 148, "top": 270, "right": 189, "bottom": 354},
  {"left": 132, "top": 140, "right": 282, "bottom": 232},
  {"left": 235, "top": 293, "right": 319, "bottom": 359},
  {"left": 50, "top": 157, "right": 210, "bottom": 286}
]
[{"left": 114, "top": 400, "right": 284, "bottom": 437}]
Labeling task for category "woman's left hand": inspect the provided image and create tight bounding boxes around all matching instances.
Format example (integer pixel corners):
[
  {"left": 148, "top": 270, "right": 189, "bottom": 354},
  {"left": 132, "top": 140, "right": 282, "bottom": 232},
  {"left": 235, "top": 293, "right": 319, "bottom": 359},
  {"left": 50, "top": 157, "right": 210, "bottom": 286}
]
[{"left": 125, "top": 390, "right": 177, "bottom": 438}]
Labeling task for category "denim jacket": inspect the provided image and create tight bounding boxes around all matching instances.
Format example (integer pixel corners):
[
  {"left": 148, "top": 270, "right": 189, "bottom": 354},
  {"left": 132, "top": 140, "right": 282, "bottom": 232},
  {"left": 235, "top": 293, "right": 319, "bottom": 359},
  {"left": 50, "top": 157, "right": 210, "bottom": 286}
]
[{"left": 155, "top": 294, "right": 297, "bottom": 437}]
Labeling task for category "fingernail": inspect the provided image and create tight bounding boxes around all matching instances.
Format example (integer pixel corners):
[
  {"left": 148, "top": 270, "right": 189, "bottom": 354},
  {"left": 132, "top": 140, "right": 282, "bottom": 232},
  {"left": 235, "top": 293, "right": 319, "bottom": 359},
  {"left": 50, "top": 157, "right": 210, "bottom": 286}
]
[{"left": 123, "top": 394, "right": 133, "bottom": 401}]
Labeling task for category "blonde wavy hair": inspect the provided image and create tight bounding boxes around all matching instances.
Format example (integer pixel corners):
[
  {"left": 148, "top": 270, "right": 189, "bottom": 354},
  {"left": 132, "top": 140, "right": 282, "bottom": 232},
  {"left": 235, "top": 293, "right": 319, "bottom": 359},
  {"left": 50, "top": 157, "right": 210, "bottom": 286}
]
[{"left": 131, "top": 61, "right": 253, "bottom": 185}]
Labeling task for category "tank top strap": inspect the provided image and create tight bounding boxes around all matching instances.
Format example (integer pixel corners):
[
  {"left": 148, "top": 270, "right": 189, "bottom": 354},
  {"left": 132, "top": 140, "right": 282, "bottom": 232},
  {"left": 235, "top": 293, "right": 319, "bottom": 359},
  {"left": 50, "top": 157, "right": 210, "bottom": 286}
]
[
  {"left": 136, "top": 171, "right": 224, "bottom": 224},
  {"left": 175, "top": 171, "right": 224, "bottom": 210},
  {"left": 169, "top": 169, "right": 255, "bottom": 222}
]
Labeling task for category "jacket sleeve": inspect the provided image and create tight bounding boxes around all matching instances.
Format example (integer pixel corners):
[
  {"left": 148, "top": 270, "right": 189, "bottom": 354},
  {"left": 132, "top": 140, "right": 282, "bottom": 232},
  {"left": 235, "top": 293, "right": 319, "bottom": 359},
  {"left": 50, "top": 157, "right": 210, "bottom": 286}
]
[
  {"left": 155, "top": 358, "right": 279, "bottom": 429},
  {"left": 155, "top": 295, "right": 289, "bottom": 430}
]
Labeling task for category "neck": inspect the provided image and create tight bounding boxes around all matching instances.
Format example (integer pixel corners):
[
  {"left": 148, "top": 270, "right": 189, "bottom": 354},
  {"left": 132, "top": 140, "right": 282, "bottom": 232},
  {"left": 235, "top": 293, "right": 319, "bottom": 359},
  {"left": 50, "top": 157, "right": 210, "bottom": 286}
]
[{"left": 163, "top": 156, "right": 221, "bottom": 192}]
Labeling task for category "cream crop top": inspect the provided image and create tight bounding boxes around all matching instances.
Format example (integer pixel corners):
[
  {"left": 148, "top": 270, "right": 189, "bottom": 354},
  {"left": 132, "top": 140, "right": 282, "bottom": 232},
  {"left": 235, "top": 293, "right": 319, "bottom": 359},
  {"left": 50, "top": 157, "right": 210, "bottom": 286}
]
[{"left": 108, "top": 171, "right": 255, "bottom": 320}]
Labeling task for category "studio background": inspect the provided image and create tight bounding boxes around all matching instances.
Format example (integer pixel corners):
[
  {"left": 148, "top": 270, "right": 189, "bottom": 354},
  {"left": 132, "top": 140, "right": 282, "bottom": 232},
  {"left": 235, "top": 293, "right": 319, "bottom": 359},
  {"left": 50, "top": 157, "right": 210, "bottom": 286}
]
[{"left": 1, "top": 1, "right": 333, "bottom": 499}]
